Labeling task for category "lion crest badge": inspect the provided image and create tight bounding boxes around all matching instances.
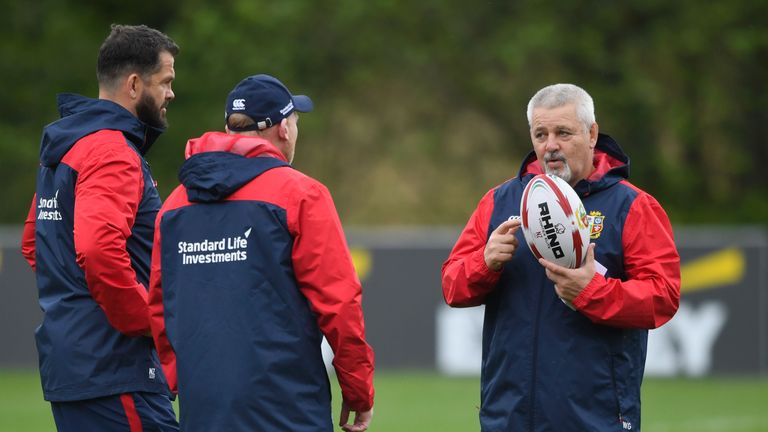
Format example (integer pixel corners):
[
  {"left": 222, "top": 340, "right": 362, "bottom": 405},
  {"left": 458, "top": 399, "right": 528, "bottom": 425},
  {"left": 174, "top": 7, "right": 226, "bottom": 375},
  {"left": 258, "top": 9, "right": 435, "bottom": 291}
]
[{"left": 589, "top": 211, "right": 605, "bottom": 239}]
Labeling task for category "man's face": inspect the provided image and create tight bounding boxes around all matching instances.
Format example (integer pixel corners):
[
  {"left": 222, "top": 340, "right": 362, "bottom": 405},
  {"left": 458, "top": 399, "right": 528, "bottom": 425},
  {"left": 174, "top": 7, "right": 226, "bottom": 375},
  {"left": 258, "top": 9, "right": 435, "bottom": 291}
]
[
  {"left": 530, "top": 103, "right": 597, "bottom": 185},
  {"left": 136, "top": 51, "right": 175, "bottom": 128}
]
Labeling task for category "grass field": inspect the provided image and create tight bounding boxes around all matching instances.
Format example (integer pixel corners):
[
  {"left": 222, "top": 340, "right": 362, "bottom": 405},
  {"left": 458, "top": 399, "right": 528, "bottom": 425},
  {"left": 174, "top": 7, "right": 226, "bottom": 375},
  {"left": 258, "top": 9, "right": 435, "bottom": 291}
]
[{"left": 1, "top": 369, "right": 766, "bottom": 431}]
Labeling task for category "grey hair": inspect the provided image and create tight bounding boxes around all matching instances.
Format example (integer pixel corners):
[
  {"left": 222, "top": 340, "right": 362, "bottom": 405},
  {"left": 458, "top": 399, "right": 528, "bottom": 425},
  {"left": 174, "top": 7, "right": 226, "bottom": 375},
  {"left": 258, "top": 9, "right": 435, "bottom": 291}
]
[{"left": 526, "top": 84, "right": 595, "bottom": 132}]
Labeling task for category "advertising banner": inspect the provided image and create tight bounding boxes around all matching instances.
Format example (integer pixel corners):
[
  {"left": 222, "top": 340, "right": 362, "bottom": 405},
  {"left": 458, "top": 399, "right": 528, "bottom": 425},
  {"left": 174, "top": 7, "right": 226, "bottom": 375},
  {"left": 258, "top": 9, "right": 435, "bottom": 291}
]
[{"left": 2, "top": 227, "right": 766, "bottom": 376}]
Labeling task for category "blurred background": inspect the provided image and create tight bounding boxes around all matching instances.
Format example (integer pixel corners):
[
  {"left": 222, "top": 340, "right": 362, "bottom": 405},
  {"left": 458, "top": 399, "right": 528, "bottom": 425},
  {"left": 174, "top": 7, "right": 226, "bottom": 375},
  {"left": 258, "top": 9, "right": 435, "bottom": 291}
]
[{"left": 1, "top": 0, "right": 766, "bottom": 430}]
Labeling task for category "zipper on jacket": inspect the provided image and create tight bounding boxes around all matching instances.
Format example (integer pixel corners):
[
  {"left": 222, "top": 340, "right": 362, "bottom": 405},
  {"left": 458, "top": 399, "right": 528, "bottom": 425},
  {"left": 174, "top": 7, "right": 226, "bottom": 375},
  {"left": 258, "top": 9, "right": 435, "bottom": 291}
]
[
  {"left": 610, "top": 355, "right": 626, "bottom": 429},
  {"left": 528, "top": 278, "right": 545, "bottom": 431}
]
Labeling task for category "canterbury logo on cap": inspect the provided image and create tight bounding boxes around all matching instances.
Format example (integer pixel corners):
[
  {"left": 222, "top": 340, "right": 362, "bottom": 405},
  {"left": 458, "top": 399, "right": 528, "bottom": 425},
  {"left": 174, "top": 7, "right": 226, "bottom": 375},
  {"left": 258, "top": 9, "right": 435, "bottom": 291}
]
[{"left": 232, "top": 99, "right": 246, "bottom": 110}]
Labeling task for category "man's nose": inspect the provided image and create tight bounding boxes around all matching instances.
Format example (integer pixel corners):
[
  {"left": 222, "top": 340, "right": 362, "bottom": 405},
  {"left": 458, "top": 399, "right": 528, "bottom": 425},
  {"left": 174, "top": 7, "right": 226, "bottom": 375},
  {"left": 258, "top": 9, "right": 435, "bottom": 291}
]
[{"left": 544, "top": 134, "right": 560, "bottom": 152}]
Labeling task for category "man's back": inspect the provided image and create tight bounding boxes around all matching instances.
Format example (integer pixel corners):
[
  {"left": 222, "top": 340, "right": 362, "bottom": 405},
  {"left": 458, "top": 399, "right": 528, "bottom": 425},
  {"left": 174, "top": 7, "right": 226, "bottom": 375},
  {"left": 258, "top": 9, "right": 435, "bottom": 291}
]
[{"left": 150, "top": 132, "right": 373, "bottom": 431}]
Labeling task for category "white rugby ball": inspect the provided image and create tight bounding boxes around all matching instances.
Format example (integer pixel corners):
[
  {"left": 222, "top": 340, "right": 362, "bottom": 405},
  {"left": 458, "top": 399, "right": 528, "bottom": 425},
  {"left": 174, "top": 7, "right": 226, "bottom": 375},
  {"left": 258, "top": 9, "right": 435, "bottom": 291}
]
[{"left": 519, "top": 174, "right": 590, "bottom": 268}]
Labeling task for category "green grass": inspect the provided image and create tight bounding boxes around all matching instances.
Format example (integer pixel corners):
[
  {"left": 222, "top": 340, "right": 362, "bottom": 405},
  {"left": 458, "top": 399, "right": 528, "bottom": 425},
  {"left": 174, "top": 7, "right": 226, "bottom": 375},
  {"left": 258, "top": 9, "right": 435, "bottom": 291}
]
[{"left": 1, "top": 369, "right": 766, "bottom": 431}]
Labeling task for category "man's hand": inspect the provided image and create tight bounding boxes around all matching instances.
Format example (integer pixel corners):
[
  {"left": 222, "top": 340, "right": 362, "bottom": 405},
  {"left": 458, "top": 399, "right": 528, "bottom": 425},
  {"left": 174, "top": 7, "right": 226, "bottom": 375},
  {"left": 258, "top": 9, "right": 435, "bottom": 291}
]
[
  {"left": 484, "top": 218, "right": 522, "bottom": 272},
  {"left": 339, "top": 402, "right": 373, "bottom": 432},
  {"left": 538, "top": 243, "right": 596, "bottom": 303}
]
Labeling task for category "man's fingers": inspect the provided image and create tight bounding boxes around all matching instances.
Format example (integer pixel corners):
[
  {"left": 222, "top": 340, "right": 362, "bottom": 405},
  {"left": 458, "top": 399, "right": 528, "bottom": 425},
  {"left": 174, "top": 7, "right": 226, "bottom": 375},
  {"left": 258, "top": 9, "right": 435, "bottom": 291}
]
[
  {"left": 341, "top": 413, "right": 370, "bottom": 432},
  {"left": 485, "top": 220, "right": 522, "bottom": 271},
  {"left": 544, "top": 267, "right": 557, "bottom": 283},
  {"left": 495, "top": 218, "right": 522, "bottom": 234},
  {"left": 539, "top": 257, "right": 567, "bottom": 275},
  {"left": 538, "top": 257, "right": 553, "bottom": 271},
  {"left": 585, "top": 243, "right": 596, "bottom": 263},
  {"left": 341, "top": 406, "right": 373, "bottom": 432},
  {"left": 494, "top": 242, "right": 518, "bottom": 254},
  {"left": 492, "top": 231, "right": 519, "bottom": 248},
  {"left": 339, "top": 404, "right": 351, "bottom": 427}
]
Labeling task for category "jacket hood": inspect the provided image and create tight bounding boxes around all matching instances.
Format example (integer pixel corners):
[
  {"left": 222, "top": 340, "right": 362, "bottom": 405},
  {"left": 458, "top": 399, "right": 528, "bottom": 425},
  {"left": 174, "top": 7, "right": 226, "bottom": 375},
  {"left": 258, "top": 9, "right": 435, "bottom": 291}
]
[
  {"left": 517, "top": 133, "right": 630, "bottom": 196},
  {"left": 178, "top": 132, "right": 289, "bottom": 203},
  {"left": 39, "top": 93, "right": 165, "bottom": 167}
]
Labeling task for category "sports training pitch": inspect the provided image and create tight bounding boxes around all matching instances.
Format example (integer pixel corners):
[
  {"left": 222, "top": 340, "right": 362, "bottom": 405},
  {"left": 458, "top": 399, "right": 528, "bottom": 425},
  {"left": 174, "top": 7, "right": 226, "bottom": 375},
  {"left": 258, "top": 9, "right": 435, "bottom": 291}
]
[{"left": 1, "top": 370, "right": 766, "bottom": 431}]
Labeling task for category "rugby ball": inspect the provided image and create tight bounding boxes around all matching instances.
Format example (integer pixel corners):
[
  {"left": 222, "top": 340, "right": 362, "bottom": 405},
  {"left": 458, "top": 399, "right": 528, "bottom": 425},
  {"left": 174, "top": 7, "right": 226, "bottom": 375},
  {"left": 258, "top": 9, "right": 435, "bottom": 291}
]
[{"left": 520, "top": 174, "right": 590, "bottom": 268}]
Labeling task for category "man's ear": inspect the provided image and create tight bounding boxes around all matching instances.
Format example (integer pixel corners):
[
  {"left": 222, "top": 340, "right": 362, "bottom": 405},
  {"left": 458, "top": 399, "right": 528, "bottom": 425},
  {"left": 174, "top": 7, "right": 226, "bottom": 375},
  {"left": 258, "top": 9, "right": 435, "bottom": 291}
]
[
  {"left": 589, "top": 122, "right": 599, "bottom": 149},
  {"left": 277, "top": 118, "right": 290, "bottom": 141},
  {"left": 126, "top": 73, "right": 141, "bottom": 99}
]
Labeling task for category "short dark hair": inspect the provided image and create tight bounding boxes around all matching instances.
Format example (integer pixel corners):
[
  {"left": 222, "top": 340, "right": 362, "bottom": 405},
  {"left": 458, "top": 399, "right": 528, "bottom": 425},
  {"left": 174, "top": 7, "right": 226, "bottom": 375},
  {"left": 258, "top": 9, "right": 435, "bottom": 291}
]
[{"left": 97, "top": 24, "right": 179, "bottom": 89}]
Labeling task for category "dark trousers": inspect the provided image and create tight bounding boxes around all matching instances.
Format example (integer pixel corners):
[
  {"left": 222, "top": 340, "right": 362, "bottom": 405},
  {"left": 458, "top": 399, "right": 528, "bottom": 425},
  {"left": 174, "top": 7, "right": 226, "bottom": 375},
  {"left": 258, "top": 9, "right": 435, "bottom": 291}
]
[{"left": 51, "top": 392, "right": 179, "bottom": 432}]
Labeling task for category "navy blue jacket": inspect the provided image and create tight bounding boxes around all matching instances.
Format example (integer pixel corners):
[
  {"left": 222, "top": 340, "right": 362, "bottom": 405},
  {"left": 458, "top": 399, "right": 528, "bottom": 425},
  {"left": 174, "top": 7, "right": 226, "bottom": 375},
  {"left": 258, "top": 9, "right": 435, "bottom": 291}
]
[
  {"left": 22, "top": 94, "right": 171, "bottom": 401},
  {"left": 443, "top": 134, "right": 680, "bottom": 431},
  {"left": 149, "top": 132, "right": 374, "bottom": 431}
]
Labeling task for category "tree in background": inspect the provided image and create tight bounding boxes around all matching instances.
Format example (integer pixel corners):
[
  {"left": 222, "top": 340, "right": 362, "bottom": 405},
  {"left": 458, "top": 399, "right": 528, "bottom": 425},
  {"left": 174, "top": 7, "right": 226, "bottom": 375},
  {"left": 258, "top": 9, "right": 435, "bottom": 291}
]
[{"left": 2, "top": 0, "right": 766, "bottom": 225}]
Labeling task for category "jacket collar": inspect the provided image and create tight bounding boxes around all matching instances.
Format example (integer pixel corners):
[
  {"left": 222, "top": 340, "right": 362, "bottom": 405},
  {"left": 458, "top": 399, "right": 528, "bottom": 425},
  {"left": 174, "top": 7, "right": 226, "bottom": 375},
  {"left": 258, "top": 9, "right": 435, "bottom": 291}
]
[{"left": 40, "top": 93, "right": 164, "bottom": 166}]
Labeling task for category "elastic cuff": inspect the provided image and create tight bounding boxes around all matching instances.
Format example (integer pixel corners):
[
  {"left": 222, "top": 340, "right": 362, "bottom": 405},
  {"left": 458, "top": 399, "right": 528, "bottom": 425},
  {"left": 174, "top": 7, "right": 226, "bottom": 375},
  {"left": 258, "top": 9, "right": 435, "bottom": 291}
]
[
  {"left": 572, "top": 272, "right": 606, "bottom": 310},
  {"left": 470, "top": 249, "right": 502, "bottom": 283}
]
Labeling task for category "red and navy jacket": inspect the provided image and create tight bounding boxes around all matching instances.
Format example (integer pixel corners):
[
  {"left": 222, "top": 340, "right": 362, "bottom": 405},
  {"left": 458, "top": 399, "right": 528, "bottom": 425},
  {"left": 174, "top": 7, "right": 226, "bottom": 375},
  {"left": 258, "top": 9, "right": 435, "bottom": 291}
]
[
  {"left": 20, "top": 93, "right": 171, "bottom": 401},
  {"left": 149, "top": 132, "right": 375, "bottom": 431},
  {"left": 442, "top": 133, "right": 680, "bottom": 431}
]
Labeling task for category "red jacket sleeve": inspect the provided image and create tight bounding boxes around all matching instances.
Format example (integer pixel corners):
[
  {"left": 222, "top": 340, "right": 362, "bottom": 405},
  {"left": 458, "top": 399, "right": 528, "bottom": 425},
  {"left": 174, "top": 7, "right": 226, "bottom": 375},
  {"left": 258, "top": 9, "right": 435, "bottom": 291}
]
[
  {"left": 149, "top": 205, "right": 178, "bottom": 394},
  {"left": 573, "top": 192, "right": 681, "bottom": 328},
  {"left": 441, "top": 189, "right": 502, "bottom": 307},
  {"left": 290, "top": 182, "right": 374, "bottom": 412},
  {"left": 21, "top": 195, "right": 37, "bottom": 270},
  {"left": 73, "top": 143, "right": 150, "bottom": 336}
]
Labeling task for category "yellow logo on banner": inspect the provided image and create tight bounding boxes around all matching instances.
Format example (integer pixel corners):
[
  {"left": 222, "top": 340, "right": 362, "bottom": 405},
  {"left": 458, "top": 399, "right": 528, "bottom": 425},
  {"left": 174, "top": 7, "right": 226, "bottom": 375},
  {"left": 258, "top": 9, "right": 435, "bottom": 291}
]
[
  {"left": 680, "top": 247, "right": 745, "bottom": 293},
  {"left": 349, "top": 247, "right": 372, "bottom": 281}
]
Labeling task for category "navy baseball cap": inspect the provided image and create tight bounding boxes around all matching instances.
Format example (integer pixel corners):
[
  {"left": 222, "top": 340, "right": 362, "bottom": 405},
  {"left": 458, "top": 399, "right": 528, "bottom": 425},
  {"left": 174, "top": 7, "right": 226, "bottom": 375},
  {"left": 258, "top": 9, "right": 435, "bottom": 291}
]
[{"left": 225, "top": 74, "right": 313, "bottom": 131}]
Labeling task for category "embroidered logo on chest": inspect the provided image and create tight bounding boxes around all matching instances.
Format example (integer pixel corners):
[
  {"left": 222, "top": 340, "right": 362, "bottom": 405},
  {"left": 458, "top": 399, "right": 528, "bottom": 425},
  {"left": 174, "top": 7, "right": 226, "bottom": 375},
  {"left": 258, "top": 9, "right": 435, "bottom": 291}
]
[{"left": 589, "top": 211, "right": 605, "bottom": 239}]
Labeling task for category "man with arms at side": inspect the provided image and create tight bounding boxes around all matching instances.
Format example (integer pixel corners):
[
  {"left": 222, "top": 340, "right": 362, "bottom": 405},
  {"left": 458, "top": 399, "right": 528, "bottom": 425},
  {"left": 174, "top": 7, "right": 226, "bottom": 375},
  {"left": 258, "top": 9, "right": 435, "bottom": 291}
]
[
  {"left": 148, "top": 74, "right": 374, "bottom": 432},
  {"left": 442, "top": 83, "right": 680, "bottom": 431},
  {"left": 21, "top": 24, "right": 180, "bottom": 431}
]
